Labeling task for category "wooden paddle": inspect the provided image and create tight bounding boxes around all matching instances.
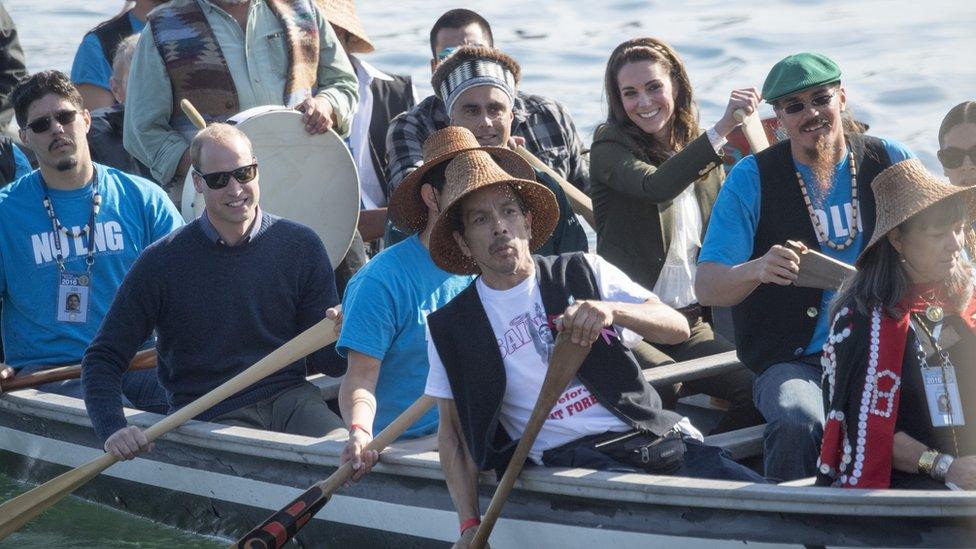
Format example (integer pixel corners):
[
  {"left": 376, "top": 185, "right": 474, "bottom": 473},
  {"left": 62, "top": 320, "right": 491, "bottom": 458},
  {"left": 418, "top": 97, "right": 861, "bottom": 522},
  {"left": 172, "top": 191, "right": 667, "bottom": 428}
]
[
  {"left": 470, "top": 332, "right": 591, "bottom": 548},
  {"left": 733, "top": 109, "right": 770, "bottom": 154},
  {"left": 233, "top": 395, "right": 436, "bottom": 548},
  {"left": 515, "top": 146, "right": 596, "bottom": 228},
  {"left": 786, "top": 240, "right": 857, "bottom": 290},
  {"left": 181, "top": 98, "right": 208, "bottom": 130},
  {"left": 0, "top": 314, "right": 340, "bottom": 541},
  {"left": 0, "top": 349, "right": 157, "bottom": 394}
]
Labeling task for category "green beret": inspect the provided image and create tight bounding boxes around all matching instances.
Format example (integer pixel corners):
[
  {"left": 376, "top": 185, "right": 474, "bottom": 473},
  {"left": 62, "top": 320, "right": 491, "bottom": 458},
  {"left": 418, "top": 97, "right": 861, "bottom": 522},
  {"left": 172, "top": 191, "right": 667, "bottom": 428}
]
[{"left": 762, "top": 52, "right": 841, "bottom": 103}]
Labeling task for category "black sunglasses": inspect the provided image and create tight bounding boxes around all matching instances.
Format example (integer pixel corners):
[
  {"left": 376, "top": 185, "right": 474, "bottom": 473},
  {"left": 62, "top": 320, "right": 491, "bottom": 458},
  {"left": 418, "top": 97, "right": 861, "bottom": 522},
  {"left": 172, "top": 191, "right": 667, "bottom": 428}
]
[
  {"left": 779, "top": 89, "right": 837, "bottom": 115},
  {"left": 26, "top": 109, "right": 78, "bottom": 133},
  {"left": 938, "top": 146, "right": 976, "bottom": 169},
  {"left": 193, "top": 163, "right": 258, "bottom": 189}
]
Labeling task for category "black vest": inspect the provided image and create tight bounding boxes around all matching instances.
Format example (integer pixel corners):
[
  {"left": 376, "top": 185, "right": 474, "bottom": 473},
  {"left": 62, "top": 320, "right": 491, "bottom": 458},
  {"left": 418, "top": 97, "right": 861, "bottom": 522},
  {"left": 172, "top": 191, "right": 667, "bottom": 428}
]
[
  {"left": 91, "top": 9, "right": 135, "bottom": 68},
  {"left": 731, "top": 134, "right": 892, "bottom": 374},
  {"left": 87, "top": 105, "right": 153, "bottom": 181},
  {"left": 367, "top": 74, "right": 414, "bottom": 199},
  {"left": 0, "top": 136, "right": 17, "bottom": 186},
  {"left": 427, "top": 253, "right": 681, "bottom": 472}
]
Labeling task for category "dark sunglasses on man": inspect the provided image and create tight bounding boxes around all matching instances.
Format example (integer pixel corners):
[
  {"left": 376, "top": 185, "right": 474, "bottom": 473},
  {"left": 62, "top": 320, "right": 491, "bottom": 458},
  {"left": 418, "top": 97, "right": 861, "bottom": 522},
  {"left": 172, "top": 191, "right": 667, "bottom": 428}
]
[
  {"left": 25, "top": 109, "right": 78, "bottom": 133},
  {"left": 193, "top": 163, "right": 258, "bottom": 189},
  {"left": 938, "top": 146, "right": 976, "bottom": 169},
  {"left": 779, "top": 88, "right": 838, "bottom": 115}
]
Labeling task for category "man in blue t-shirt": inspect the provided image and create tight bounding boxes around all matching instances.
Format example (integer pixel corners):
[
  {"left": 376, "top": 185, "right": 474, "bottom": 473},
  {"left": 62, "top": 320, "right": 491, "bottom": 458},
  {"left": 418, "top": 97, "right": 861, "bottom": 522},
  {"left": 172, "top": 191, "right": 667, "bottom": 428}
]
[
  {"left": 695, "top": 53, "right": 914, "bottom": 482},
  {"left": 0, "top": 71, "right": 181, "bottom": 407}
]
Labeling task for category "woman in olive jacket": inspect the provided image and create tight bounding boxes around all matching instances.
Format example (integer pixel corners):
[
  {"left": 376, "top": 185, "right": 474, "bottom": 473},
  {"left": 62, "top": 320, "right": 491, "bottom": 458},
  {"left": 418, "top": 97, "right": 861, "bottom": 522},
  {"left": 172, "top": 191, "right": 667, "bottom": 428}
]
[{"left": 590, "top": 37, "right": 762, "bottom": 433}]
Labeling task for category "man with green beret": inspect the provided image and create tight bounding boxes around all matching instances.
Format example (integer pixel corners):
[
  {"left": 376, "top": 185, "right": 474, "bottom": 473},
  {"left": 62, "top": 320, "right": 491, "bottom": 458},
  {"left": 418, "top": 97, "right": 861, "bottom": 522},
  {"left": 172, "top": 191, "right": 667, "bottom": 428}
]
[{"left": 695, "top": 52, "right": 914, "bottom": 482}]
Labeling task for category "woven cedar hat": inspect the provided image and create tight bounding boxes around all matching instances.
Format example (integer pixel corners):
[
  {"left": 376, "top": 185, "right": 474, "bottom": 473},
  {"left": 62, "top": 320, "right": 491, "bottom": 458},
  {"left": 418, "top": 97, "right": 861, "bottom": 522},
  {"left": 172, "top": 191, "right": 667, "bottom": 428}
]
[
  {"left": 316, "top": 0, "right": 374, "bottom": 54},
  {"left": 429, "top": 150, "right": 559, "bottom": 275},
  {"left": 859, "top": 158, "right": 976, "bottom": 261},
  {"left": 388, "top": 126, "right": 535, "bottom": 233}
]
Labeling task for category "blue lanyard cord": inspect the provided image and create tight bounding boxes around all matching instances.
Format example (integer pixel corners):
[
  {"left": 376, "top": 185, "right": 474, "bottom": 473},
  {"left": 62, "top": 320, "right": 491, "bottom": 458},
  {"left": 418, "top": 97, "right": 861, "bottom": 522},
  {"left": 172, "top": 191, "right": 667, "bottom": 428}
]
[{"left": 40, "top": 175, "right": 101, "bottom": 272}]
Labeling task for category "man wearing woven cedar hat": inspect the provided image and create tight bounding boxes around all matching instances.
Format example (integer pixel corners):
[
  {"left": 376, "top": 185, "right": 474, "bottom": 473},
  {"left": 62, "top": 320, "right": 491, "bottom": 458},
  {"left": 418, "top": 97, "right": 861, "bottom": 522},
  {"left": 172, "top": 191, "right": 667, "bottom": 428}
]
[
  {"left": 423, "top": 149, "right": 765, "bottom": 544},
  {"left": 695, "top": 52, "right": 915, "bottom": 481}
]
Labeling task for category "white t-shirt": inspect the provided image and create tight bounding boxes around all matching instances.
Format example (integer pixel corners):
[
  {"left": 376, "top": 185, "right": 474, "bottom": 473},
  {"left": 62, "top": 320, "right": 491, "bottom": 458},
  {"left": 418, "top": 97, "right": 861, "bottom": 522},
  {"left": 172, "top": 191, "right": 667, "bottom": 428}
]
[{"left": 425, "top": 254, "right": 697, "bottom": 464}]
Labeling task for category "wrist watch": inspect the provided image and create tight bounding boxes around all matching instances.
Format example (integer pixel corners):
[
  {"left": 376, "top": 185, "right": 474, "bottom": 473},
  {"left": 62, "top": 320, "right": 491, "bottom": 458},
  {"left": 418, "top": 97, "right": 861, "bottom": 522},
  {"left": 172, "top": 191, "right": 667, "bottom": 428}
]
[
  {"left": 917, "top": 449, "right": 939, "bottom": 476},
  {"left": 931, "top": 454, "right": 955, "bottom": 483}
]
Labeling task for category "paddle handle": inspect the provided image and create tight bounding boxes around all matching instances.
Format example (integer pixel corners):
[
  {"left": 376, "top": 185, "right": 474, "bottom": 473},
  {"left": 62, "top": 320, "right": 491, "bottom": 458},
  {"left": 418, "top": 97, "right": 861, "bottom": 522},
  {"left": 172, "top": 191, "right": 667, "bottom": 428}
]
[
  {"left": 471, "top": 334, "right": 590, "bottom": 548},
  {"left": 0, "top": 349, "right": 156, "bottom": 393},
  {"left": 515, "top": 146, "right": 596, "bottom": 228},
  {"left": 733, "top": 109, "right": 770, "bottom": 153},
  {"left": 233, "top": 395, "right": 436, "bottom": 549},
  {"left": 180, "top": 99, "right": 207, "bottom": 131}
]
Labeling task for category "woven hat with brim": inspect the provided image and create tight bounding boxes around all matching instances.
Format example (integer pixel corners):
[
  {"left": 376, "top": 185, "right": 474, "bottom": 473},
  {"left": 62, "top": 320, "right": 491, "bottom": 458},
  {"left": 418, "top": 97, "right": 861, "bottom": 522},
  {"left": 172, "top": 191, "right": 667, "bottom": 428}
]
[
  {"left": 763, "top": 52, "right": 841, "bottom": 104},
  {"left": 317, "top": 0, "right": 374, "bottom": 54},
  {"left": 859, "top": 158, "right": 976, "bottom": 262},
  {"left": 388, "top": 126, "right": 535, "bottom": 233},
  {"left": 429, "top": 150, "right": 559, "bottom": 275}
]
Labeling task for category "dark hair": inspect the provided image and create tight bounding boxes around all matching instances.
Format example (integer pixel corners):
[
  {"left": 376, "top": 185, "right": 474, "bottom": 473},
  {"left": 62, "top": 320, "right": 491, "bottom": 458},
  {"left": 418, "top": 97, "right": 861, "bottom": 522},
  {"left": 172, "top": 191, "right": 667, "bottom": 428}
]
[
  {"left": 429, "top": 9, "right": 493, "bottom": 57},
  {"left": 422, "top": 162, "right": 450, "bottom": 192},
  {"left": 11, "top": 70, "right": 83, "bottom": 128},
  {"left": 831, "top": 197, "right": 973, "bottom": 320},
  {"left": 938, "top": 100, "right": 976, "bottom": 149},
  {"left": 600, "top": 38, "right": 697, "bottom": 165},
  {"left": 453, "top": 183, "right": 527, "bottom": 236}
]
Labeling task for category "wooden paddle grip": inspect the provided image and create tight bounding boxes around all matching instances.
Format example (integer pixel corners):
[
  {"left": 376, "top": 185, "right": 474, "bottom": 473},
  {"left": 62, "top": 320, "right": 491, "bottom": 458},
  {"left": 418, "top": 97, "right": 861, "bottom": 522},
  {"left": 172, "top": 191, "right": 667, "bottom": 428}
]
[
  {"left": 515, "top": 146, "right": 596, "bottom": 228},
  {"left": 733, "top": 109, "right": 770, "bottom": 153},
  {"left": 180, "top": 99, "right": 208, "bottom": 131},
  {"left": 0, "top": 349, "right": 156, "bottom": 393}
]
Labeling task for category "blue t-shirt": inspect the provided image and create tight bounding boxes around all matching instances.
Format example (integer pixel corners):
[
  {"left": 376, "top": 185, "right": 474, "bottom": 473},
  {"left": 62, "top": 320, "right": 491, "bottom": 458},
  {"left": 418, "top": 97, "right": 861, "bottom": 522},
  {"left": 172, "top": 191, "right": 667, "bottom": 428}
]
[
  {"left": 70, "top": 12, "right": 145, "bottom": 91},
  {"left": 337, "top": 235, "right": 475, "bottom": 438},
  {"left": 11, "top": 144, "right": 31, "bottom": 180},
  {"left": 0, "top": 164, "right": 182, "bottom": 369},
  {"left": 699, "top": 138, "right": 914, "bottom": 356}
]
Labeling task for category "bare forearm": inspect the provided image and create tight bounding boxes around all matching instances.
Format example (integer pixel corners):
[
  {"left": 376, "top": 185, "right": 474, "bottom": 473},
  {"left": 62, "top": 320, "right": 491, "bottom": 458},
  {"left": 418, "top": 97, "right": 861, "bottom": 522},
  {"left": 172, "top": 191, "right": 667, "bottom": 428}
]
[
  {"left": 437, "top": 400, "right": 480, "bottom": 522},
  {"left": 695, "top": 261, "right": 761, "bottom": 307},
  {"left": 892, "top": 431, "right": 928, "bottom": 474},
  {"left": 338, "top": 352, "right": 379, "bottom": 430},
  {"left": 611, "top": 300, "right": 689, "bottom": 345}
]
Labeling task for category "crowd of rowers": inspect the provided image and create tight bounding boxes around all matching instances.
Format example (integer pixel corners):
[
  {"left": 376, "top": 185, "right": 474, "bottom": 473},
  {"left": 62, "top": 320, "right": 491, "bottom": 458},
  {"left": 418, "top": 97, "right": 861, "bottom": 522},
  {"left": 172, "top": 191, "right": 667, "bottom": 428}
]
[{"left": 0, "top": 1, "right": 974, "bottom": 544}]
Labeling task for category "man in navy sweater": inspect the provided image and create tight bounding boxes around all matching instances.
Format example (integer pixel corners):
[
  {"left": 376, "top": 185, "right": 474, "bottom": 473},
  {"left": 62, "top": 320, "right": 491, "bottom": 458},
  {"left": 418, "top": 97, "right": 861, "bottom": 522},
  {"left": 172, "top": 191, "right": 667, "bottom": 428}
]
[{"left": 83, "top": 123, "right": 346, "bottom": 460}]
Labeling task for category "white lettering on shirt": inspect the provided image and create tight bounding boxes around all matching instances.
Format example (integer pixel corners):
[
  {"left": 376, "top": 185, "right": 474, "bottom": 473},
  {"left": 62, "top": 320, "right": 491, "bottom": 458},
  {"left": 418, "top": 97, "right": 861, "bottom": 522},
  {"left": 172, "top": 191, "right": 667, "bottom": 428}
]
[{"left": 30, "top": 221, "right": 125, "bottom": 265}]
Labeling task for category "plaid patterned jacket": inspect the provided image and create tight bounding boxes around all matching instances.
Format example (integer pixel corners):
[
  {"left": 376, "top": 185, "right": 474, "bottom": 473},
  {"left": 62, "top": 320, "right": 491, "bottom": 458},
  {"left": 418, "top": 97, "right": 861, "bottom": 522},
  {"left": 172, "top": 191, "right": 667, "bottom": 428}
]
[{"left": 384, "top": 92, "right": 590, "bottom": 194}]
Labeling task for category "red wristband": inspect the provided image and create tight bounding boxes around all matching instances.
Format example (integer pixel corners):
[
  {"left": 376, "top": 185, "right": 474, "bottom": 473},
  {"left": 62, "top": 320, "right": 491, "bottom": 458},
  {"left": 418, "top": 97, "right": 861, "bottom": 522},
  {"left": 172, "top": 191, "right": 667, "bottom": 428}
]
[
  {"left": 459, "top": 517, "right": 481, "bottom": 534},
  {"left": 350, "top": 423, "right": 371, "bottom": 436}
]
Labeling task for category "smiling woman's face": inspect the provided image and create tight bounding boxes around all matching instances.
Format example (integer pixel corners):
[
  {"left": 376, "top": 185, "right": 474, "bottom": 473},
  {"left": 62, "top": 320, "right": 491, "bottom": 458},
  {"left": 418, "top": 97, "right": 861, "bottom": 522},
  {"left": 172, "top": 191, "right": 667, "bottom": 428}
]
[
  {"left": 939, "top": 122, "right": 976, "bottom": 187},
  {"left": 616, "top": 60, "right": 677, "bottom": 142}
]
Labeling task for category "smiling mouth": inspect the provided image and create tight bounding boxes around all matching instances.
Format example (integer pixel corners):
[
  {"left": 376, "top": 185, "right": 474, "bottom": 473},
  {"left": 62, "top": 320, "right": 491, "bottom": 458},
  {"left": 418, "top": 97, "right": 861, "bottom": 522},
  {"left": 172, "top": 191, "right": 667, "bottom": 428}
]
[
  {"left": 636, "top": 108, "right": 661, "bottom": 120},
  {"left": 225, "top": 197, "right": 249, "bottom": 208},
  {"left": 801, "top": 118, "right": 830, "bottom": 133}
]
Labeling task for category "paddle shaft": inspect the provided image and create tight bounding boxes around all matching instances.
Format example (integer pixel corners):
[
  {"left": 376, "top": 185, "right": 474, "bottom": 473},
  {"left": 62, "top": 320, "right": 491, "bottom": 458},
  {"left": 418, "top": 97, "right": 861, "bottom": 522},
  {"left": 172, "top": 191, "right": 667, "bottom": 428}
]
[
  {"left": 515, "top": 146, "right": 596, "bottom": 228},
  {"left": 471, "top": 334, "right": 591, "bottom": 548},
  {"left": 0, "top": 349, "right": 156, "bottom": 393},
  {"left": 233, "top": 395, "right": 436, "bottom": 549},
  {"left": 733, "top": 109, "right": 770, "bottom": 153},
  {"left": 0, "top": 314, "right": 339, "bottom": 541},
  {"left": 180, "top": 99, "right": 208, "bottom": 130}
]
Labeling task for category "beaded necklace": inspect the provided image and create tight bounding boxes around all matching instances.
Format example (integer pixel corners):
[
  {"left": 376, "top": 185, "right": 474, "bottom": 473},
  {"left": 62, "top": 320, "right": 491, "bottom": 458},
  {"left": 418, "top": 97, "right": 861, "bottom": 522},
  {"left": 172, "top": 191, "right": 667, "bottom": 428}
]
[
  {"left": 40, "top": 175, "right": 102, "bottom": 272},
  {"left": 911, "top": 314, "right": 961, "bottom": 457},
  {"left": 796, "top": 148, "right": 859, "bottom": 250}
]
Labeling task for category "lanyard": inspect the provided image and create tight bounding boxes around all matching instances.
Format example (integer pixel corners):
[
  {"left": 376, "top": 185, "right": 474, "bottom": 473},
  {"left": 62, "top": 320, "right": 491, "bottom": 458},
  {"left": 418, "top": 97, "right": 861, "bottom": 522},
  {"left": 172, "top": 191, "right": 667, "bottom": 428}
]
[
  {"left": 40, "top": 173, "right": 101, "bottom": 272},
  {"left": 911, "top": 314, "right": 961, "bottom": 456}
]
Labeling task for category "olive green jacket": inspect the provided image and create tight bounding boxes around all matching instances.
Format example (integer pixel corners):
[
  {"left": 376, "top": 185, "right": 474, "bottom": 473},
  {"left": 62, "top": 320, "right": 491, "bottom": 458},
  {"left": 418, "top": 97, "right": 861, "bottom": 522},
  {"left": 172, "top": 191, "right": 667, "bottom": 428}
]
[{"left": 590, "top": 123, "right": 724, "bottom": 292}]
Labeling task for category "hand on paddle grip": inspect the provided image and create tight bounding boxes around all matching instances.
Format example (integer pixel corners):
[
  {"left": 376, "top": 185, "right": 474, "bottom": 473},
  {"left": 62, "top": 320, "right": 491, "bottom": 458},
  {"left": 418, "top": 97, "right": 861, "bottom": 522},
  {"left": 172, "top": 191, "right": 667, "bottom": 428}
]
[
  {"left": 0, "top": 366, "right": 13, "bottom": 393},
  {"left": 453, "top": 526, "right": 490, "bottom": 549},
  {"left": 326, "top": 306, "right": 343, "bottom": 338},
  {"left": 558, "top": 300, "right": 614, "bottom": 346},
  {"left": 715, "top": 87, "right": 761, "bottom": 137},
  {"left": 104, "top": 425, "right": 154, "bottom": 461},
  {"left": 295, "top": 96, "right": 335, "bottom": 135},
  {"left": 754, "top": 244, "right": 801, "bottom": 286},
  {"left": 340, "top": 426, "right": 378, "bottom": 483}
]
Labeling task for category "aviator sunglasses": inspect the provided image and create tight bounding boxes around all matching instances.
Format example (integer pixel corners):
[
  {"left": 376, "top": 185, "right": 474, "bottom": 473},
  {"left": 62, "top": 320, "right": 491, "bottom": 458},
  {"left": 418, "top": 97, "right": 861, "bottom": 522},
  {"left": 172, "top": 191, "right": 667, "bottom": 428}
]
[
  {"left": 25, "top": 109, "right": 78, "bottom": 133},
  {"left": 193, "top": 163, "right": 258, "bottom": 189},
  {"left": 779, "top": 89, "right": 838, "bottom": 115},
  {"left": 938, "top": 146, "right": 976, "bottom": 169}
]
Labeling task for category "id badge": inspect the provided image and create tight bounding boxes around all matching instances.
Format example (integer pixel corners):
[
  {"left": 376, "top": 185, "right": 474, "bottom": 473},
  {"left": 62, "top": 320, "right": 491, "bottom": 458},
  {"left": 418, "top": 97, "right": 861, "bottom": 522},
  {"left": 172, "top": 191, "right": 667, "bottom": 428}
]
[
  {"left": 56, "top": 272, "right": 90, "bottom": 324},
  {"left": 922, "top": 365, "right": 965, "bottom": 427}
]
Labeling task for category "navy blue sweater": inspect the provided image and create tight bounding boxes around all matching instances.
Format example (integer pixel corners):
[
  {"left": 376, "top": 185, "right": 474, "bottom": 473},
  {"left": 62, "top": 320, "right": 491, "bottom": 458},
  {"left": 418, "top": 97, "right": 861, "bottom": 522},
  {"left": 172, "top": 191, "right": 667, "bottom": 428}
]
[{"left": 82, "top": 213, "right": 343, "bottom": 442}]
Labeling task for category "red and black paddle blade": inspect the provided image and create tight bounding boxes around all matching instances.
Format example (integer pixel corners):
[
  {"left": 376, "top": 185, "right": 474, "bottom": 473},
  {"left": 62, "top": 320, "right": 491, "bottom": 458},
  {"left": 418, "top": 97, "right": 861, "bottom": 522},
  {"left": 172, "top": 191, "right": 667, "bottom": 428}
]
[{"left": 234, "top": 485, "right": 330, "bottom": 548}]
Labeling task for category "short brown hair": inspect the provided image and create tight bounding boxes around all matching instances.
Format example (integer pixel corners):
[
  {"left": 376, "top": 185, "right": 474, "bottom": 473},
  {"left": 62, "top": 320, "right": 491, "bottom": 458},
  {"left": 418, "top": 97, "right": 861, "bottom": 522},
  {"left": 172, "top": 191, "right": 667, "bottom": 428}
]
[{"left": 189, "top": 123, "right": 253, "bottom": 171}]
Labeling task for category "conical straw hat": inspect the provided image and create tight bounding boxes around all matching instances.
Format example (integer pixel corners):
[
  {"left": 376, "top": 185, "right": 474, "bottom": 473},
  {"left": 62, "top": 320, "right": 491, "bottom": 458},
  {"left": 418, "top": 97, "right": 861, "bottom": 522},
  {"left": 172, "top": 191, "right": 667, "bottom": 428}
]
[{"left": 315, "top": 0, "right": 374, "bottom": 54}]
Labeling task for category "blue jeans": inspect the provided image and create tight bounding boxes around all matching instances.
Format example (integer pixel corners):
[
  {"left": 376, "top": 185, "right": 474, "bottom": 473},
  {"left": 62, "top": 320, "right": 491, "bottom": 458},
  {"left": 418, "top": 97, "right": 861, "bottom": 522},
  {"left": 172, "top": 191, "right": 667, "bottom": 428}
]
[
  {"left": 18, "top": 362, "right": 169, "bottom": 414},
  {"left": 753, "top": 359, "right": 825, "bottom": 482}
]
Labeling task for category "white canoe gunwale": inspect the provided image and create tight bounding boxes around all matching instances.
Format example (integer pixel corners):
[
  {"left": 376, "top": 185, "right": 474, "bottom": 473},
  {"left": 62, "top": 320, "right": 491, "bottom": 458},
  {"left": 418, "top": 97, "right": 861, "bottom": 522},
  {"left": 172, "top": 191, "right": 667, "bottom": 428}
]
[{"left": 1, "top": 390, "right": 974, "bottom": 547}]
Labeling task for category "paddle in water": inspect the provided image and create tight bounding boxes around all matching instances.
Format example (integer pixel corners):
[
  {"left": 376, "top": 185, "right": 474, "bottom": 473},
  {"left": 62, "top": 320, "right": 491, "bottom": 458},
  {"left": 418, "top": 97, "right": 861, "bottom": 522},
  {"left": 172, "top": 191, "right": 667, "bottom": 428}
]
[
  {"left": 233, "top": 395, "right": 436, "bottom": 549},
  {"left": 0, "top": 313, "right": 340, "bottom": 541},
  {"left": 470, "top": 332, "right": 592, "bottom": 548}
]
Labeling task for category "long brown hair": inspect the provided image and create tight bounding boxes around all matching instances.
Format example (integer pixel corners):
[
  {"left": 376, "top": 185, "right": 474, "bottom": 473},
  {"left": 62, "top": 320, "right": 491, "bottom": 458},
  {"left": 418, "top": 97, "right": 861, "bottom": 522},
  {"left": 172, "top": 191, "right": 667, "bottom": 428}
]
[
  {"left": 832, "top": 197, "right": 973, "bottom": 320},
  {"left": 938, "top": 100, "right": 976, "bottom": 149},
  {"left": 600, "top": 38, "right": 698, "bottom": 165}
]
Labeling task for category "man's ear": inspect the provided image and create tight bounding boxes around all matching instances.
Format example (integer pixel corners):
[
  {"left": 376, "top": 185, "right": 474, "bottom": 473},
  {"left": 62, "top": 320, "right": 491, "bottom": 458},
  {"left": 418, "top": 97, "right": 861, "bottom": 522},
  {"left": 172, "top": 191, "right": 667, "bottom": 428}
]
[
  {"left": 453, "top": 230, "right": 473, "bottom": 258},
  {"left": 524, "top": 209, "right": 533, "bottom": 240},
  {"left": 420, "top": 183, "right": 440, "bottom": 213},
  {"left": 430, "top": 58, "right": 438, "bottom": 75},
  {"left": 192, "top": 171, "right": 204, "bottom": 194}
]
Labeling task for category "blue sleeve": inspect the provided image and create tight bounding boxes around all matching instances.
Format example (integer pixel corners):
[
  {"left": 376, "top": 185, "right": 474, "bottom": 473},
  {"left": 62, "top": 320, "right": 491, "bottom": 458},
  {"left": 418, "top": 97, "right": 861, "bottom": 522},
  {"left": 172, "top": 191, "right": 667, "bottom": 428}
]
[
  {"left": 11, "top": 144, "right": 31, "bottom": 179},
  {"left": 699, "top": 156, "right": 762, "bottom": 266},
  {"left": 336, "top": 273, "right": 398, "bottom": 361},
  {"left": 881, "top": 138, "right": 916, "bottom": 164},
  {"left": 70, "top": 32, "right": 113, "bottom": 90},
  {"left": 144, "top": 182, "right": 184, "bottom": 243}
]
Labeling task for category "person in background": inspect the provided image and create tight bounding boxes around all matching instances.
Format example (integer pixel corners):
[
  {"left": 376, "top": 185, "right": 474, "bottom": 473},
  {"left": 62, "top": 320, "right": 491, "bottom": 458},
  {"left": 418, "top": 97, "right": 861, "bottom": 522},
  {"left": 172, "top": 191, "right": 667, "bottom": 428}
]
[
  {"left": 695, "top": 53, "right": 914, "bottom": 481},
  {"left": 431, "top": 45, "right": 587, "bottom": 256},
  {"left": 0, "top": 71, "right": 179, "bottom": 406},
  {"left": 590, "top": 37, "right": 762, "bottom": 434},
  {"left": 123, "top": 0, "right": 359, "bottom": 207},
  {"left": 70, "top": 0, "right": 166, "bottom": 110},
  {"left": 820, "top": 159, "right": 975, "bottom": 491},
  {"left": 0, "top": 1, "right": 27, "bottom": 133},
  {"left": 87, "top": 35, "right": 152, "bottom": 180},
  {"left": 937, "top": 101, "right": 976, "bottom": 188}
]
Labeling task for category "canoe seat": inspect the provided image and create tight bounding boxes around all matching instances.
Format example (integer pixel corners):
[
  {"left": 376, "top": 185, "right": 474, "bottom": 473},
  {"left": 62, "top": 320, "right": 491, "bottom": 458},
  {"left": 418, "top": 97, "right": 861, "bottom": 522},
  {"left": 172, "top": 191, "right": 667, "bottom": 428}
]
[
  {"left": 703, "top": 424, "right": 765, "bottom": 460},
  {"left": 307, "top": 374, "right": 343, "bottom": 401}
]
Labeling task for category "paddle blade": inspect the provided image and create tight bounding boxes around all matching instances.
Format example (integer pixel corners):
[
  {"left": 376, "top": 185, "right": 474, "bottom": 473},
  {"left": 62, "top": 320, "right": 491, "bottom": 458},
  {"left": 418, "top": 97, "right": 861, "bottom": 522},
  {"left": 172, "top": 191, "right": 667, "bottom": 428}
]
[
  {"left": 0, "top": 452, "right": 116, "bottom": 540},
  {"left": 234, "top": 485, "right": 332, "bottom": 549}
]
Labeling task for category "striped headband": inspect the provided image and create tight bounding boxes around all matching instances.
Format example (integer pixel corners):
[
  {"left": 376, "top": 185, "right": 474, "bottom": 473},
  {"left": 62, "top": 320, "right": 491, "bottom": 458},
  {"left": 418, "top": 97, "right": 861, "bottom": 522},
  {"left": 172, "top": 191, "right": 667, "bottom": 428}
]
[{"left": 438, "top": 58, "right": 518, "bottom": 117}]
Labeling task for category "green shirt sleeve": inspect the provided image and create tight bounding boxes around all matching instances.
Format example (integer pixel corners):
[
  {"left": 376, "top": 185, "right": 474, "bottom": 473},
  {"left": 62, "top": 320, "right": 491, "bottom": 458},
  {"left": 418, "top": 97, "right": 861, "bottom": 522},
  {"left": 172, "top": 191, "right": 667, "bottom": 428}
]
[{"left": 312, "top": 8, "right": 358, "bottom": 137}]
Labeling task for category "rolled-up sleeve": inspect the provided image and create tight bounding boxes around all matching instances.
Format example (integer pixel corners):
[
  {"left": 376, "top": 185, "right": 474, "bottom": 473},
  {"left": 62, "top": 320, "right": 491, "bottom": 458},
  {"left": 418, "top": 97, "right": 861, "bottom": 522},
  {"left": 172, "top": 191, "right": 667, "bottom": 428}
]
[
  {"left": 312, "top": 9, "right": 358, "bottom": 137},
  {"left": 122, "top": 28, "right": 189, "bottom": 185}
]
